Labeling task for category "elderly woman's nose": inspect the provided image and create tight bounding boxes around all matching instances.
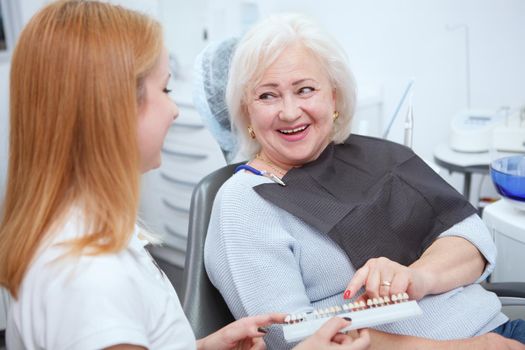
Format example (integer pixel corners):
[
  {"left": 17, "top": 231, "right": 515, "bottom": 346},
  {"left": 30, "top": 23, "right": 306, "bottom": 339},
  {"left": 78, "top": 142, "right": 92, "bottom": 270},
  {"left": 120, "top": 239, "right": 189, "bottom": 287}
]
[{"left": 279, "top": 96, "right": 301, "bottom": 121}]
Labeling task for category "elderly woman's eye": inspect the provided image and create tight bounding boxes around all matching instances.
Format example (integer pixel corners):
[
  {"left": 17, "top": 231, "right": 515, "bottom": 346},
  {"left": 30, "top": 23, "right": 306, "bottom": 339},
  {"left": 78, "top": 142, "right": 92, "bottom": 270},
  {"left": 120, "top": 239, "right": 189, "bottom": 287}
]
[
  {"left": 298, "top": 86, "right": 315, "bottom": 94},
  {"left": 258, "top": 92, "right": 276, "bottom": 100}
]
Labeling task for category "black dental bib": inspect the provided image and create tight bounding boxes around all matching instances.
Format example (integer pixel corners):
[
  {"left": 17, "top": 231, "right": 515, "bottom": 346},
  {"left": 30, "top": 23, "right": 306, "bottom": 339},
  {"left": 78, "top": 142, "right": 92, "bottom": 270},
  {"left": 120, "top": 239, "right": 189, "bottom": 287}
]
[{"left": 254, "top": 134, "right": 477, "bottom": 268}]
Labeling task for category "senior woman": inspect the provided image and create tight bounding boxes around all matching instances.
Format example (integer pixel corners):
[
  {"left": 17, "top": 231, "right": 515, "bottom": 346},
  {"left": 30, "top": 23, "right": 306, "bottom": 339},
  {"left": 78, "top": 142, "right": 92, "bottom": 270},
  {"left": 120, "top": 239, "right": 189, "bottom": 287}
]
[{"left": 204, "top": 14, "right": 525, "bottom": 350}]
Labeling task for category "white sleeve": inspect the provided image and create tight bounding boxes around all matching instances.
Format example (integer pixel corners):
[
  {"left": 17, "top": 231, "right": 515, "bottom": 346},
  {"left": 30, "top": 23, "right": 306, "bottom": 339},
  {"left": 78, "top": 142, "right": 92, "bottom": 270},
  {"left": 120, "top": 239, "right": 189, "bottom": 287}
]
[
  {"left": 438, "top": 213, "right": 496, "bottom": 283},
  {"left": 205, "top": 180, "right": 311, "bottom": 349},
  {"left": 43, "top": 256, "right": 150, "bottom": 350}
]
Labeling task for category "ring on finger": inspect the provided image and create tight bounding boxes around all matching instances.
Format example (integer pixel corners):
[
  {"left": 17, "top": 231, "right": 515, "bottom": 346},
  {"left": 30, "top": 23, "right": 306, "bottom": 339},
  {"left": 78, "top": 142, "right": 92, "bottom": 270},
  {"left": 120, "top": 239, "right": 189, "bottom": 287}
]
[{"left": 380, "top": 280, "right": 392, "bottom": 287}]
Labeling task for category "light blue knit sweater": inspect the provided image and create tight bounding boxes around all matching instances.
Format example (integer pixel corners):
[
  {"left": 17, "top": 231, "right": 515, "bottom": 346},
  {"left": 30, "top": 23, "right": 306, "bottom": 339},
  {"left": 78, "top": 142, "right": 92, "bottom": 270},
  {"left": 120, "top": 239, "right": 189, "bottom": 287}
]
[{"left": 204, "top": 171, "right": 507, "bottom": 349}]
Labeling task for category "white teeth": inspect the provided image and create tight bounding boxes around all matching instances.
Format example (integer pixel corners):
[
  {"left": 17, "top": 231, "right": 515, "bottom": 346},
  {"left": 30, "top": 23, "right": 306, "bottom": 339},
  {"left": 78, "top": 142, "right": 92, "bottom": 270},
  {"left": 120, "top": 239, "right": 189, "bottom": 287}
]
[{"left": 279, "top": 125, "right": 307, "bottom": 134}]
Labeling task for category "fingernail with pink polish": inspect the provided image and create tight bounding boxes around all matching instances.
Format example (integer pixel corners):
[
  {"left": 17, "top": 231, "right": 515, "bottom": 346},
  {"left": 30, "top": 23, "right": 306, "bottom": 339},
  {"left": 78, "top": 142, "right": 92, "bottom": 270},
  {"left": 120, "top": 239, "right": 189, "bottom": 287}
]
[{"left": 343, "top": 290, "right": 351, "bottom": 299}]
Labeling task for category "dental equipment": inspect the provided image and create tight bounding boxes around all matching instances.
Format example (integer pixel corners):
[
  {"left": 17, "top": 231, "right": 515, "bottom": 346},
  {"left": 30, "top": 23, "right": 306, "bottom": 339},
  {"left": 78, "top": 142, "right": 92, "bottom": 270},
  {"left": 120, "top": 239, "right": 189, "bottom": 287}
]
[
  {"left": 404, "top": 90, "right": 414, "bottom": 148},
  {"left": 383, "top": 79, "right": 414, "bottom": 139}
]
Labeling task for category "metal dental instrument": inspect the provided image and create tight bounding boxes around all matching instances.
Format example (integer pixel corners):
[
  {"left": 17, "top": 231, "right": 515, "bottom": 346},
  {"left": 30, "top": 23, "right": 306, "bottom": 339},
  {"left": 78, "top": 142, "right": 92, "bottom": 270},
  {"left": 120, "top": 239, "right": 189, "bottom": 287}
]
[
  {"left": 383, "top": 79, "right": 415, "bottom": 140},
  {"left": 404, "top": 90, "right": 414, "bottom": 148}
]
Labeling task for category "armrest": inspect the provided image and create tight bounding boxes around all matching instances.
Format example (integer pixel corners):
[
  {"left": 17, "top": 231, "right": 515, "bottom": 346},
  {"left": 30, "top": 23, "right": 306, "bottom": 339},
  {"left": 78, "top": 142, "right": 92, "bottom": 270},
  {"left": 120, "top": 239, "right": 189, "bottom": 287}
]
[
  {"left": 482, "top": 282, "right": 525, "bottom": 298},
  {"left": 482, "top": 282, "right": 525, "bottom": 307}
]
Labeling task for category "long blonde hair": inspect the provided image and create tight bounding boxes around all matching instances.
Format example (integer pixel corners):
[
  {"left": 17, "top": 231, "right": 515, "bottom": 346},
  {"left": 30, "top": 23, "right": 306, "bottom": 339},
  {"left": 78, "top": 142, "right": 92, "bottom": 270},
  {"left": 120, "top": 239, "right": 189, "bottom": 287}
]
[{"left": 0, "top": 0, "right": 163, "bottom": 298}]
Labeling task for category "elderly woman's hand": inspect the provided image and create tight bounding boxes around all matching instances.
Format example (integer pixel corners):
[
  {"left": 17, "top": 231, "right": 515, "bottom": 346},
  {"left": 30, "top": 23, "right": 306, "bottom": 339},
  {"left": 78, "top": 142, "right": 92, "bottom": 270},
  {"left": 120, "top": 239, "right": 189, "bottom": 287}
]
[{"left": 343, "top": 257, "right": 431, "bottom": 301}]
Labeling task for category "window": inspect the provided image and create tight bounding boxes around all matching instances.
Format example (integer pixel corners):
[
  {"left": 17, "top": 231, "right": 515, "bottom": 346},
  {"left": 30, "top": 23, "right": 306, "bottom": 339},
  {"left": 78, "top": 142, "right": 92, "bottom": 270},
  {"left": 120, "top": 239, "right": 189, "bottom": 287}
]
[
  {"left": 0, "top": 2, "right": 7, "bottom": 51},
  {"left": 0, "top": 0, "right": 20, "bottom": 61}
]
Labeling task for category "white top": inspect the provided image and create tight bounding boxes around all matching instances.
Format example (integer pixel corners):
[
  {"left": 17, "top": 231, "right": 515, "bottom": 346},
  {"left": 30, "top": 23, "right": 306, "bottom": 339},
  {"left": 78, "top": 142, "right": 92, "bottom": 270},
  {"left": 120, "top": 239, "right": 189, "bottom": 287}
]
[
  {"left": 433, "top": 143, "right": 515, "bottom": 169},
  {"left": 7, "top": 208, "right": 196, "bottom": 350}
]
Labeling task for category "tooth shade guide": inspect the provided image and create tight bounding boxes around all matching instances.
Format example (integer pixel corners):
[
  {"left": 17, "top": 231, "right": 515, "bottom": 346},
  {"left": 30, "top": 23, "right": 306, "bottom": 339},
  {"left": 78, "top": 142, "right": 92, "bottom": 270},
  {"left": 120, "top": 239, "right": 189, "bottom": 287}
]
[
  {"left": 283, "top": 298, "right": 423, "bottom": 343},
  {"left": 283, "top": 294, "right": 415, "bottom": 325}
]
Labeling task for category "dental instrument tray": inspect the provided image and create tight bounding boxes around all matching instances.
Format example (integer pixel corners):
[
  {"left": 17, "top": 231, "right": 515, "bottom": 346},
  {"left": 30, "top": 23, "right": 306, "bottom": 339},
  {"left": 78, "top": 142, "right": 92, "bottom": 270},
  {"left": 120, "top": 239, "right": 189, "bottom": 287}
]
[{"left": 282, "top": 293, "right": 422, "bottom": 343}]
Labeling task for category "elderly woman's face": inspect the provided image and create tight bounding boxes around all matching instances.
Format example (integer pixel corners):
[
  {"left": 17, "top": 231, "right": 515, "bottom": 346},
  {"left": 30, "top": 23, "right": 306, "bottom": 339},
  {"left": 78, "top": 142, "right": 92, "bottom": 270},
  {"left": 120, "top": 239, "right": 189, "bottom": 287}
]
[{"left": 247, "top": 44, "right": 336, "bottom": 168}]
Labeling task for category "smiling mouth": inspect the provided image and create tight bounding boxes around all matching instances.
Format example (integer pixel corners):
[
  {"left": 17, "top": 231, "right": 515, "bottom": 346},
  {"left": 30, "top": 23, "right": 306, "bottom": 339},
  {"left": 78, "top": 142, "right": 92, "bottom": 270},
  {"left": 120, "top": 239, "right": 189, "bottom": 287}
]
[{"left": 278, "top": 125, "right": 309, "bottom": 135}]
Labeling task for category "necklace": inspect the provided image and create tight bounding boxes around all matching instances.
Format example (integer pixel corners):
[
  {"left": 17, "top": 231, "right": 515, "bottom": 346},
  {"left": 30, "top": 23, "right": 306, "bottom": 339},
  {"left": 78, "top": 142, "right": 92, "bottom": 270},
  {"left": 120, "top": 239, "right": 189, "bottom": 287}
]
[{"left": 255, "top": 153, "right": 287, "bottom": 177}]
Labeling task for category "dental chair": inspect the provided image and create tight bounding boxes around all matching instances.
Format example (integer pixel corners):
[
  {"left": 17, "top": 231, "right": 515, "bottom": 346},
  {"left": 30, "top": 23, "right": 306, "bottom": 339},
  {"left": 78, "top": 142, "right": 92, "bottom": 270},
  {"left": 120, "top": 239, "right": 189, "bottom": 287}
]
[
  {"left": 180, "top": 163, "right": 239, "bottom": 339},
  {"left": 181, "top": 37, "right": 525, "bottom": 339}
]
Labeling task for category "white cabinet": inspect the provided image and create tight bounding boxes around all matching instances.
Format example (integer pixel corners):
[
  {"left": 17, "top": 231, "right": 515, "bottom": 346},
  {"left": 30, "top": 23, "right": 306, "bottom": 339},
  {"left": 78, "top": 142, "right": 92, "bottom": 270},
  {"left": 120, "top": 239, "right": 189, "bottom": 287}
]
[
  {"left": 483, "top": 200, "right": 525, "bottom": 282},
  {"left": 139, "top": 80, "right": 226, "bottom": 268}
]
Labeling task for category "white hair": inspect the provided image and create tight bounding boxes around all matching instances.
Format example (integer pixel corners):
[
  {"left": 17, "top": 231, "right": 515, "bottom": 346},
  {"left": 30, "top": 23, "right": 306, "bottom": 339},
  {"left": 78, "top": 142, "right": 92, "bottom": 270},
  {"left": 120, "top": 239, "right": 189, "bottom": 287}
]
[{"left": 226, "top": 13, "right": 357, "bottom": 159}]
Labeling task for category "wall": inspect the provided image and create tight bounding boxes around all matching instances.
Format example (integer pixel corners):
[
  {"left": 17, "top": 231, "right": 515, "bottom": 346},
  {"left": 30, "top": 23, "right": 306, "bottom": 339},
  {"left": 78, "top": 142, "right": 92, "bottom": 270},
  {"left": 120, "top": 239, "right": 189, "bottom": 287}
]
[
  {"left": 157, "top": 0, "right": 207, "bottom": 77},
  {"left": 0, "top": 0, "right": 523, "bottom": 227},
  {"left": 255, "top": 0, "right": 525, "bottom": 150},
  {"left": 157, "top": 0, "right": 525, "bottom": 198},
  {"left": 253, "top": 0, "right": 525, "bottom": 196}
]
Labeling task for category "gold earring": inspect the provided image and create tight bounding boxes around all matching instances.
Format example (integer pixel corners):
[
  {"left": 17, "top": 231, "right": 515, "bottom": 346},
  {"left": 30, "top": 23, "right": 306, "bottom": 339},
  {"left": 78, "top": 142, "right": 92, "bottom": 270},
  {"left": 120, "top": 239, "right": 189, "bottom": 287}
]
[
  {"left": 333, "top": 111, "right": 339, "bottom": 121},
  {"left": 247, "top": 126, "right": 256, "bottom": 139}
]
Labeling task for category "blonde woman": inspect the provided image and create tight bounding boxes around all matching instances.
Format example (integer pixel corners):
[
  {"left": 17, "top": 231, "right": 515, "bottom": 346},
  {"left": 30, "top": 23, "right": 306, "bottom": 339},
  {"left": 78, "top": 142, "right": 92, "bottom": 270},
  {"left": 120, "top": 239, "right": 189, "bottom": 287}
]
[{"left": 0, "top": 1, "right": 369, "bottom": 349}]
